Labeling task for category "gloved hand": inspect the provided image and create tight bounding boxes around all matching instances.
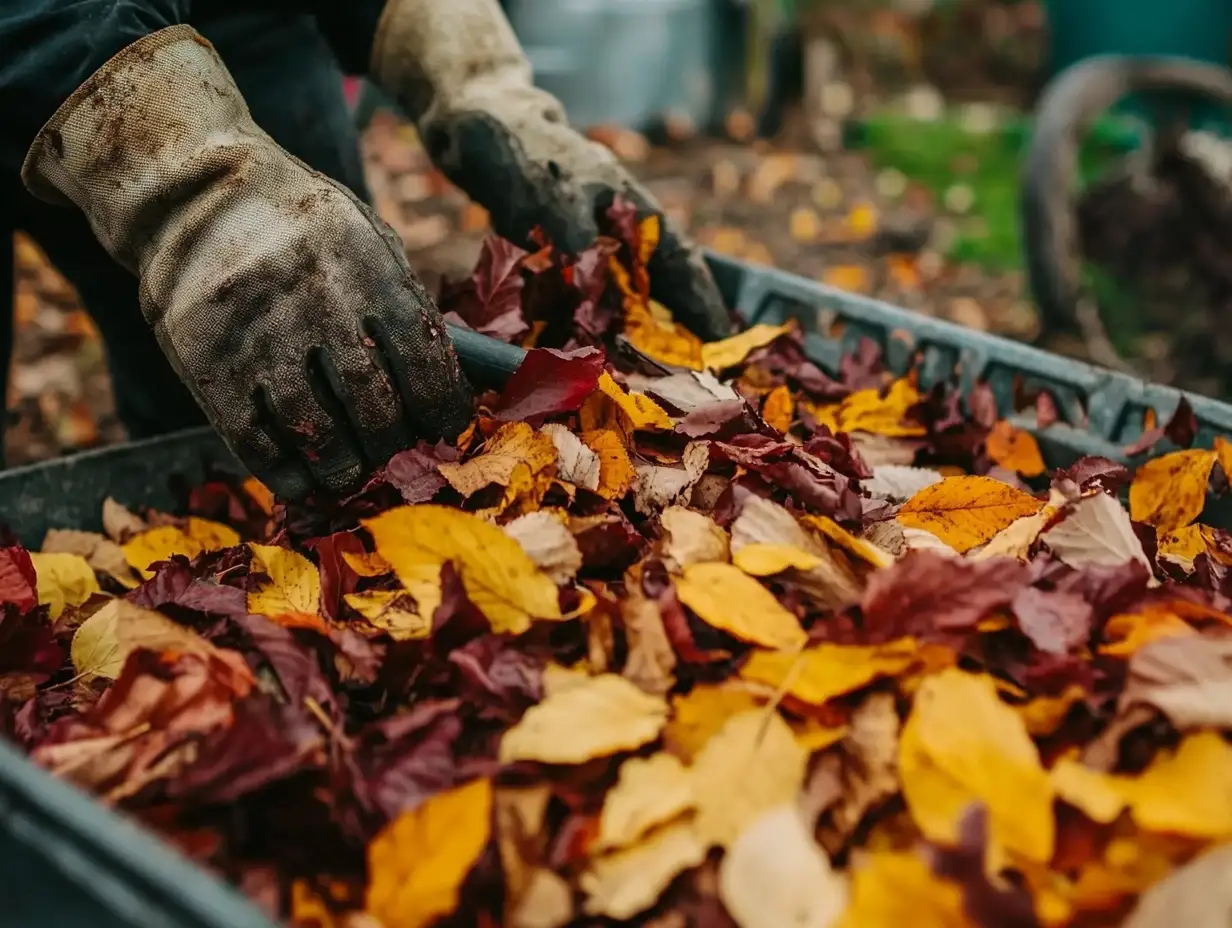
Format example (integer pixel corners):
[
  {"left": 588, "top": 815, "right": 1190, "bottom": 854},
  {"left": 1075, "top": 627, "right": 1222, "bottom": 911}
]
[
  {"left": 22, "top": 25, "right": 474, "bottom": 501},
  {"left": 369, "top": 0, "right": 735, "bottom": 341}
]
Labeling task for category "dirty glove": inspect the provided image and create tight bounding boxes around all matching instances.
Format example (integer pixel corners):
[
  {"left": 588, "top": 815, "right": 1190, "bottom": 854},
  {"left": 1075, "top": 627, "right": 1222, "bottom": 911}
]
[
  {"left": 22, "top": 25, "right": 474, "bottom": 501},
  {"left": 369, "top": 0, "right": 734, "bottom": 341}
]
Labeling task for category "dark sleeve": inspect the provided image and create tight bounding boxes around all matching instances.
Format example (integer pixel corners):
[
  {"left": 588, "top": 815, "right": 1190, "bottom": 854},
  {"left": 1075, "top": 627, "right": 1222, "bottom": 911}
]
[
  {"left": 0, "top": 1, "right": 189, "bottom": 181},
  {"left": 309, "top": 0, "right": 386, "bottom": 76}
]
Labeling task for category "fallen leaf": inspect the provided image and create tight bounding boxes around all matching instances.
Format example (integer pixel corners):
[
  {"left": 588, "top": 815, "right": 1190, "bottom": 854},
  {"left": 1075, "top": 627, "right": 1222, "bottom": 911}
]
[
  {"left": 741, "top": 640, "right": 916, "bottom": 707},
  {"left": 639, "top": 371, "right": 741, "bottom": 413},
  {"left": 1157, "top": 525, "right": 1206, "bottom": 564},
  {"left": 1101, "top": 607, "right": 1196, "bottom": 657},
  {"left": 664, "top": 683, "right": 764, "bottom": 761},
  {"left": 985, "top": 421, "right": 1046, "bottom": 477},
  {"left": 675, "top": 562, "right": 806, "bottom": 650},
  {"left": 833, "top": 379, "right": 925, "bottom": 438},
  {"left": 364, "top": 505, "right": 562, "bottom": 635},
  {"left": 596, "top": 753, "right": 696, "bottom": 851},
  {"left": 719, "top": 803, "right": 848, "bottom": 928},
  {"left": 541, "top": 424, "right": 600, "bottom": 491},
  {"left": 801, "top": 515, "right": 895, "bottom": 569},
  {"left": 582, "top": 429, "right": 636, "bottom": 500},
  {"left": 620, "top": 585, "right": 677, "bottom": 697},
  {"left": 1121, "top": 842, "right": 1232, "bottom": 928},
  {"left": 701, "top": 323, "right": 793, "bottom": 371},
  {"left": 580, "top": 819, "right": 706, "bottom": 920},
  {"left": 633, "top": 442, "right": 709, "bottom": 516},
  {"left": 1120, "top": 634, "right": 1232, "bottom": 729},
  {"left": 692, "top": 709, "right": 808, "bottom": 848},
  {"left": 898, "top": 668, "right": 1054, "bottom": 864},
  {"left": 864, "top": 465, "right": 943, "bottom": 502},
  {"left": 345, "top": 589, "right": 431, "bottom": 641},
  {"left": 366, "top": 777, "right": 493, "bottom": 928},
  {"left": 733, "top": 543, "right": 823, "bottom": 576},
  {"left": 897, "top": 476, "right": 1044, "bottom": 553},
  {"left": 71, "top": 599, "right": 221, "bottom": 681},
  {"left": 659, "top": 507, "right": 730, "bottom": 572},
  {"left": 493, "top": 346, "right": 606, "bottom": 422},
  {"left": 121, "top": 527, "right": 199, "bottom": 579},
  {"left": 1129, "top": 449, "right": 1217, "bottom": 532},
  {"left": 837, "top": 851, "right": 969, "bottom": 928},
  {"left": 503, "top": 512, "right": 583, "bottom": 585},
  {"left": 439, "top": 421, "right": 558, "bottom": 512},
  {"left": 500, "top": 673, "right": 668, "bottom": 764},
  {"left": 1041, "top": 491, "right": 1153, "bottom": 573},
  {"left": 29, "top": 552, "right": 99, "bottom": 620},
  {"left": 247, "top": 544, "right": 322, "bottom": 629},
  {"left": 102, "top": 497, "right": 146, "bottom": 541},
  {"left": 823, "top": 692, "right": 902, "bottom": 843},
  {"left": 762, "top": 385, "right": 794, "bottom": 432},
  {"left": 41, "top": 528, "right": 138, "bottom": 589},
  {"left": 582, "top": 372, "right": 674, "bottom": 433}
]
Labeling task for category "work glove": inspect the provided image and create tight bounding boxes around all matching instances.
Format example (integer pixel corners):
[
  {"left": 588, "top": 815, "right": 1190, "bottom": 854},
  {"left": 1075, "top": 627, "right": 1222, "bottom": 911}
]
[
  {"left": 369, "top": 0, "right": 735, "bottom": 341},
  {"left": 22, "top": 25, "right": 474, "bottom": 501}
]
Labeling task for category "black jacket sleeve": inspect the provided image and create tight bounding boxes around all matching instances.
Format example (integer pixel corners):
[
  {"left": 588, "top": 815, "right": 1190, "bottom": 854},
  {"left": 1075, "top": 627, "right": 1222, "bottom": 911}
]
[{"left": 0, "top": 0, "right": 387, "bottom": 189}]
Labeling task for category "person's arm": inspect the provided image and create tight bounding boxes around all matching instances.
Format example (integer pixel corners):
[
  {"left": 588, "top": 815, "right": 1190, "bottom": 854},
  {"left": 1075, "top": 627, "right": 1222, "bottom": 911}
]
[{"left": 17, "top": 20, "right": 473, "bottom": 499}]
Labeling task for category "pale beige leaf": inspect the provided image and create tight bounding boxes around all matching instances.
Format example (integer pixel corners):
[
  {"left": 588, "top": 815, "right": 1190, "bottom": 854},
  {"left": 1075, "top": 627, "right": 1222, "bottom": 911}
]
[
  {"left": 861, "top": 520, "right": 906, "bottom": 558},
  {"left": 580, "top": 819, "right": 706, "bottom": 920},
  {"left": 730, "top": 496, "right": 860, "bottom": 609},
  {"left": 1122, "top": 634, "right": 1232, "bottom": 730},
  {"left": 41, "top": 528, "right": 139, "bottom": 589},
  {"left": 720, "top": 804, "right": 847, "bottom": 928},
  {"left": 636, "top": 370, "right": 740, "bottom": 413},
  {"left": 1040, "top": 492, "right": 1153, "bottom": 575},
  {"left": 102, "top": 497, "right": 147, "bottom": 542},
  {"left": 620, "top": 585, "right": 677, "bottom": 697},
  {"left": 541, "top": 424, "right": 600, "bottom": 491},
  {"left": 500, "top": 674, "right": 668, "bottom": 764},
  {"left": 633, "top": 442, "right": 709, "bottom": 516},
  {"left": 863, "top": 465, "right": 943, "bottom": 502},
  {"left": 1122, "top": 842, "right": 1232, "bottom": 928},
  {"left": 596, "top": 753, "right": 696, "bottom": 852},
  {"left": 822, "top": 692, "right": 902, "bottom": 845},
  {"left": 503, "top": 511, "right": 583, "bottom": 585},
  {"left": 71, "top": 599, "right": 215, "bottom": 680},
  {"left": 510, "top": 869, "right": 573, "bottom": 928},
  {"left": 901, "top": 527, "right": 960, "bottom": 555},
  {"left": 692, "top": 710, "right": 809, "bottom": 848},
  {"left": 659, "top": 506, "right": 730, "bottom": 572}
]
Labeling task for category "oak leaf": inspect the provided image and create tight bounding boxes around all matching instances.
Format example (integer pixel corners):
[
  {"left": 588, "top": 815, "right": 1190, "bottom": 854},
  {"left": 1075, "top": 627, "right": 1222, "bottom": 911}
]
[
  {"left": 499, "top": 673, "right": 668, "bottom": 764},
  {"left": 898, "top": 668, "right": 1054, "bottom": 864},
  {"left": 366, "top": 777, "right": 493, "bottom": 928},
  {"left": 691, "top": 709, "right": 808, "bottom": 848},
  {"left": 364, "top": 505, "right": 561, "bottom": 635},
  {"left": 675, "top": 561, "right": 806, "bottom": 650},
  {"left": 1128, "top": 448, "right": 1217, "bottom": 532},
  {"left": 897, "top": 476, "right": 1044, "bottom": 553},
  {"left": 30, "top": 552, "right": 100, "bottom": 620}
]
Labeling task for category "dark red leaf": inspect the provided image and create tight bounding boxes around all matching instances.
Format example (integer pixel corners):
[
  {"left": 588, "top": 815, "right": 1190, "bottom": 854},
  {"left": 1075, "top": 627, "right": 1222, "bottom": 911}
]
[
  {"left": 0, "top": 606, "right": 61, "bottom": 674},
  {"left": 1053, "top": 456, "right": 1130, "bottom": 495},
  {"left": 861, "top": 551, "right": 1029, "bottom": 642},
  {"left": 383, "top": 441, "right": 456, "bottom": 504},
  {"left": 838, "top": 337, "right": 884, "bottom": 390},
  {"left": 492, "top": 346, "right": 606, "bottom": 423},
  {"left": 802, "top": 427, "right": 875, "bottom": 480},
  {"left": 439, "top": 236, "right": 529, "bottom": 342},
  {"left": 710, "top": 435, "right": 863, "bottom": 522},
  {"left": 308, "top": 531, "right": 364, "bottom": 623},
  {"left": 1123, "top": 397, "right": 1197, "bottom": 456}
]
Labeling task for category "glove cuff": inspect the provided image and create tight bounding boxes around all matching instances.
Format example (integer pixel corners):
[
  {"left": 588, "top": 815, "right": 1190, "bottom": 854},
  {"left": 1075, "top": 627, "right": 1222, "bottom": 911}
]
[
  {"left": 370, "top": 0, "right": 563, "bottom": 124},
  {"left": 20, "top": 25, "right": 263, "bottom": 268}
]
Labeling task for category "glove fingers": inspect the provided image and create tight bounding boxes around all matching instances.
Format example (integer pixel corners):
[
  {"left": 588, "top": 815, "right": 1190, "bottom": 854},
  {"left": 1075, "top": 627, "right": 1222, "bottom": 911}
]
[{"left": 227, "top": 393, "right": 318, "bottom": 503}]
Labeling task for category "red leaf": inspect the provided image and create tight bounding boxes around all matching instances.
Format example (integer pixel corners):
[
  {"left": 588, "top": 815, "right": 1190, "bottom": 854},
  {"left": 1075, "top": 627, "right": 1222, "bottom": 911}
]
[
  {"left": 307, "top": 531, "right": 365, "bottom": 623},
  {"left": 1053, "top": 456, "right": 1130, "bottom": 494},
  {"left": 492, "top": 346, "right": 606, "bottom": 423},
  {"left": 383, "top": 441, "right": 457, "bottom": 504},
  {"left": 0, "top": 547, "right": 38, "bottom": 614},
  {"left": 710, "top": 435, "right": 863, "bottom": 522},
  {"left": 860, "top": 551, "right": 1029, "bottom": 642},
  {"left": 439, "top": 236, "right": 529, "bottom": 342}
]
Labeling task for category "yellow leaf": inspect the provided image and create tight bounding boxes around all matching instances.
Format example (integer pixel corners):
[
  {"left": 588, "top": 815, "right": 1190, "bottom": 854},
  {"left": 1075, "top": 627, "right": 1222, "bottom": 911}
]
[
  {"left": 836, "top": 851, "right": 970, "bottom": 928},
  {"left": 122, "top": 526, "right": 201, "bottom": 579},
  {"left": 834, "top": 379, "right": 925, "bottom": 437},
  {"left": 581, "top": 372, "right": 674, "bottom": 433},
  {"left": 1016, "top": 685, "right": 1087, "bottom": 736},
  {"left": 897, "top": 475, "right": 1045, "bottom": 553},
  {"left": 700, "top": 323, "right": 793, "bottom": 371},
  {"left": 720, "top": 804, "right": 848, "bottom": 928},
  {"left": 1157, "top": 524, "right": 1207, "bottom": 562},
  {"left": 762, "top": 384, "right": 794, "bottom": 432},
  {"left": 183, "top": 517, "right": 241, "bottom": 552},
  {"left": 665, "top": 683, "right": 765, "bottom": 761},
  {"left": 898, "top": 668, "right": 1054, "bottom": 864},
  {"left": 692, "top": 710, "right": 808, "bottom": 848},
  {"left": 791, "top": 718, "right": 849, "bottom": 753},
  {"left": 582, "top": 429, "right": 637, "bottom": 500},
  {"left": 985, "top": 421, "right": 1046, "bottom": 477},
  {"left": 1051, "top": 758, "right": 1129, "bottom": 825},
  {"left": 623, "top": 300, "right": 704, "bottom": 370},
  {"left": 846, "top": 202, "right": 879, "bottom": 238},
  {"left": 30, "top": 552, "right": 99, "bottom": 620},
  {"left": 70, "top": 598, "right": 218, "bottom": 680},
  {"left": 1217, "top": 435, "right": 1232, "bottom": 478},
  {"left": 247, "top": 544, "right": 321, "bottom": 627},
  {"left": 341, "top": 549, "right": 392, "bottom": 578},
  {"left": 675, "top": 561, "right": 806, "bottom": 650},
  {"left": 438, "top": 421, "right": 558, "bottom": 514},
  {"left": 1100, "top": 607, "right": 1196, "bottom": 656},
  {"left": 732, "top": 542, "right": 822, "bottom": 576},
  {"left": 580, "top": 819, "right": 706, "bottom": 920},
  {"left": 1129, "top": 449, "right": 1217, "bottom": 533},
  {"left": 364, "top": 505, "right": 561, "bottom": 635},
  {"left": 801, "top": 514, "right": 895, "bottom": 568},
  {"left": 500, "top": 673, "right": 668, "bottom": 764},
  {"left": 345, "top": 589, "right": 432, "bottom": 640},
  {"left": 1127, "top": 731, "right": 1232, "bottom": 838},
  {"left": 822, "top": 264, "right": 871, "bottom": 293},
  {"left": 366, "top": 778, "right": 493, "bottom": 928},
  {"left": 241, "top": 477, "right": 276, "bottom": 516},
  {"left": 741, "top": 639, "right": 918, "bottom": 707},
  {"left": 596, "top": 753, "right": 696, "bottom": 852}
]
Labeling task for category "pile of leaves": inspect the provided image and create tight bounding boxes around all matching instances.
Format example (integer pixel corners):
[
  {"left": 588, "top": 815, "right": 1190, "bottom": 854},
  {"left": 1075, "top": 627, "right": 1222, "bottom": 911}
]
[{"left": 5, "top": 199, "right": 1232, "bottom": 928}]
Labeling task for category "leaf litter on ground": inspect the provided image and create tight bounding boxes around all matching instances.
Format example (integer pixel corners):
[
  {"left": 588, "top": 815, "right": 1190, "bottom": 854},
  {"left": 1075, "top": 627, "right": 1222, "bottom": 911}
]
[{"left": 6, "top": 197, "right": 1232, "bottom": 928}]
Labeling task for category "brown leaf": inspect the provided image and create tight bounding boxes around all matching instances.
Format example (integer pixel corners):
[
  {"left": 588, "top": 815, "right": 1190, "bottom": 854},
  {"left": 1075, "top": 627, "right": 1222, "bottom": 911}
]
[
  {"left": 102, "top": 497, "right": 147, "bottom": 542},
  {"left": 633, "top": 442, "right": 709, "bottom": 516},
  {"left": 819, "top": 692, "right": 902, "bottom": 846},
  {"left": 41, "top": 528, "right": 139, "bottom": 589},
  {"left": 621, "top": 584, "right": 678, "bottom": 698}
]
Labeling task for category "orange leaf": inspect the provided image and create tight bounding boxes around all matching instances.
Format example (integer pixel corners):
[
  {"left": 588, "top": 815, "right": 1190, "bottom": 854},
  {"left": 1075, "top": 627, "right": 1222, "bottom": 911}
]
[
  {"left": 583, "top": 429, "right": 637, "bottom": 500},
  {"left": 1216, "top": 435, "right": 1232, "bottom": 479},
  {"left": 897, "top": 475, "right": 1044, "bottom": 553},
  {"left": 1128, "top": 449, "right": 1217, "bottom": 533},
  {"left": 762, "top": 385, "right": 794, "bottom": 433},
  {"left": 834, "top": 379, "right": 925, "bottom": 437},
  {"left": 985, "top": 420, "right": 1045, "bottom": 477}
]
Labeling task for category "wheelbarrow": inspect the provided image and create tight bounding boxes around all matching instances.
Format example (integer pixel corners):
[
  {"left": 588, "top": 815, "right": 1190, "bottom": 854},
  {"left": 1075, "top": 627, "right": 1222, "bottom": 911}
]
[{"left": 1021, "top": 0, "right": 1232, "bottom": 344}]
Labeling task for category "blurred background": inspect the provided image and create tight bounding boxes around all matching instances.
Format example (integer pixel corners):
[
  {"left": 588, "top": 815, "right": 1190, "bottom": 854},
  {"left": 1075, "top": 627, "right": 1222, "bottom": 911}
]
[{"left": 11, "top": 0, "right": 1232, "bottom": 467}]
